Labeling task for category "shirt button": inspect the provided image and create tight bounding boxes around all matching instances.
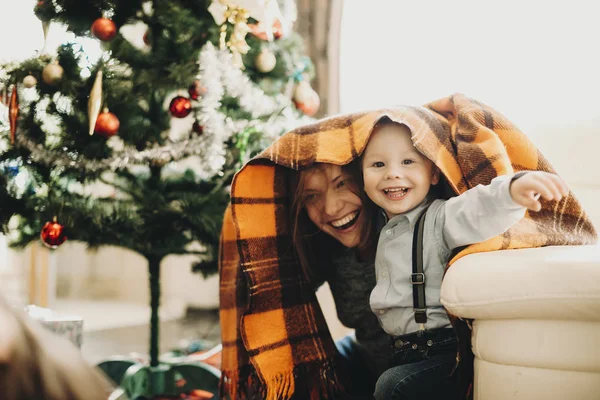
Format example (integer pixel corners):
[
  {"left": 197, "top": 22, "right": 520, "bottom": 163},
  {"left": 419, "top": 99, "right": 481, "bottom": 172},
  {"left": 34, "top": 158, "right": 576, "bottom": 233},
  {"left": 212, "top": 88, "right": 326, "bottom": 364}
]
[
  {"left": 381, "top": 271, "right": 388, "bottom": 279},
  {"left": 386, "top": 229, "right": 393, "bottom": 236},
  {"left": 377, "top": 309, "right": 386, "bottom": 315}
]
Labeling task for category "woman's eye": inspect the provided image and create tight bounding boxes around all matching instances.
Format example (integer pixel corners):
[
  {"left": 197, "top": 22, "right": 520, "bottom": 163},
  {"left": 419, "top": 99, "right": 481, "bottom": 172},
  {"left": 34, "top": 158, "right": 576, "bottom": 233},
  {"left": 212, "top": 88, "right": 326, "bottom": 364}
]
[
  {"left": 372, "top": 161, "right": 384, "bottom": 168},
  {"left": 402, "top": 159, "right": 414, "bottom": 165},
  {"left": 304, "top": 194, "right": 318, "bottom": 203}
]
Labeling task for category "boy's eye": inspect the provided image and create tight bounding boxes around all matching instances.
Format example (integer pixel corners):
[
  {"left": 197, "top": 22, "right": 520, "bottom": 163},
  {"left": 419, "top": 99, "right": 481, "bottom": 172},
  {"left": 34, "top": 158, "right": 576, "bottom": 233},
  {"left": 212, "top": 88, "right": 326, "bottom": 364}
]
[
  {"left": 372, "top": 161, "right": 384, "bottom": 168},
  {"left": 402, "top": 159, "right": 414, "bottom": 165},
  {"left": 336, "top": 178, "right": 349, "bottom": 189}
]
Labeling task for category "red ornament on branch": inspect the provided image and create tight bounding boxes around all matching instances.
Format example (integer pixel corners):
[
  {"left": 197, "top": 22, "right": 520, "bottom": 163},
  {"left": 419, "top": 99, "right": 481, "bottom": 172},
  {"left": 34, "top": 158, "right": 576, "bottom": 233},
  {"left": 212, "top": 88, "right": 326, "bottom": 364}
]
[
  {"left": 94, "top": 109, "right": 120, "bottom": 138},
  {"left": 143, "top": 29, "right": 151, "bottom": 45},
  {"left": 192, "top": 121, "right": 203, "bottom": 134},
  {"left": 188, "top": 80, "right": 206, "bottom": 101},
  {"left": 40, "top": 218, "right": 67, "bottom": 248},
  {"left": 293, "top": 81, "right": 320, "bottom": 117},
  {"left": 8, "top": 84, "right": 18, "bottom": 144},
  {"left": 91, "top": 17, "right": 117, "bottom": 41},
  {"left": 169, "top": 96, "right": 192, "bottom": 118},
  {"left": 248, "top": 20, "right": 284, "bottom": 41}
]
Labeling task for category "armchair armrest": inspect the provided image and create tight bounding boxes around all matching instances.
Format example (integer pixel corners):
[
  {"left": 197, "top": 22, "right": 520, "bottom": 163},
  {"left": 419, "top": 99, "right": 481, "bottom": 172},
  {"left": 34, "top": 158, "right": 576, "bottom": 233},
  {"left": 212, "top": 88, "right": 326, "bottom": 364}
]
[{"left": 440, "top": 245, "right": 600, "bottom": 321}]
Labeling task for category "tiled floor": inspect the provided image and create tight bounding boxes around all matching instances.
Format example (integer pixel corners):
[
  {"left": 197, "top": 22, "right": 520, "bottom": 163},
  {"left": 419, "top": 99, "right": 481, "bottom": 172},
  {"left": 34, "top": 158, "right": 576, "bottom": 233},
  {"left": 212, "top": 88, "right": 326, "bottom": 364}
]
[{"left": 82, "top": 308, "right": 221, "bottom": 366}]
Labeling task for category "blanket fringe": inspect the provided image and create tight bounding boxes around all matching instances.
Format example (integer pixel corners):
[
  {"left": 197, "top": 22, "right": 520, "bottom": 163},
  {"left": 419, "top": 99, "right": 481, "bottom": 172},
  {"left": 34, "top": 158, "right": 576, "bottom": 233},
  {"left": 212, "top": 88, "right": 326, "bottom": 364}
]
[{"left": 220, "top": 362, "right": 345, "bottom": 399}]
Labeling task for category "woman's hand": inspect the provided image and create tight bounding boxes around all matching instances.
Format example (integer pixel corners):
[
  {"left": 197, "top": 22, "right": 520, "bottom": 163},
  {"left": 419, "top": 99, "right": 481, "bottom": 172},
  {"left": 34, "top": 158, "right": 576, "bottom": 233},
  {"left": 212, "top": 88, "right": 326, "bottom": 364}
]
[{"left": 509, "top": 171, "right": 569, "bottom": 212}]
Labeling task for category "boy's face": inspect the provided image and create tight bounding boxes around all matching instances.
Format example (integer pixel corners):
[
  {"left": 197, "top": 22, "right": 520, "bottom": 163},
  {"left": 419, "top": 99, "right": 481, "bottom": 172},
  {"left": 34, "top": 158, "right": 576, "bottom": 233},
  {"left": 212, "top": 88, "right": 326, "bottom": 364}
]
[{"left": 362, "top": 124, "right": 439, "bottom": 219}]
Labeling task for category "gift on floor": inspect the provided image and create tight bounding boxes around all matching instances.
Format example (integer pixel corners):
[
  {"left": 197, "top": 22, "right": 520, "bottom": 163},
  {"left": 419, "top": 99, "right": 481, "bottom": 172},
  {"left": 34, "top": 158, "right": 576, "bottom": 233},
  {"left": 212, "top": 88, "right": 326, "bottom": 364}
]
[{"left": 24, "top": 305, "right": 84, "bottom": 348}]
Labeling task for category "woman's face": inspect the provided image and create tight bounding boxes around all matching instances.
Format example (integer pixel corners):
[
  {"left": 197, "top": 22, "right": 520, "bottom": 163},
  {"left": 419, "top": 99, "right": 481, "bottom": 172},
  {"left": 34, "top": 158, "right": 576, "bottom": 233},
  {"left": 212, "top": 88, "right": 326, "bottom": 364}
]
[{"left": 302, "top": 164, "right": 365, "bottom": 248}]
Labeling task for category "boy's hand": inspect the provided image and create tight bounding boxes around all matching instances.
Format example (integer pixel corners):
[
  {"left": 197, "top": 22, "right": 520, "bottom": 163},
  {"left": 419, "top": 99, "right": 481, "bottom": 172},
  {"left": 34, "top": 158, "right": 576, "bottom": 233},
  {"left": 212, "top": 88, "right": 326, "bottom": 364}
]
[{"left": 509, "top": 171, "right": 569, "bottom": 212}]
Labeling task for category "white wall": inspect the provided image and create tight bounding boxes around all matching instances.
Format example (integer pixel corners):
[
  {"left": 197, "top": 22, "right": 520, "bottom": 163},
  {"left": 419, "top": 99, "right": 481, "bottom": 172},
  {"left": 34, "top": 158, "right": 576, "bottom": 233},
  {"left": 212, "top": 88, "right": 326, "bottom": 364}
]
[{"left": 339, "top": 0, "right": 600, "bottom": 219}]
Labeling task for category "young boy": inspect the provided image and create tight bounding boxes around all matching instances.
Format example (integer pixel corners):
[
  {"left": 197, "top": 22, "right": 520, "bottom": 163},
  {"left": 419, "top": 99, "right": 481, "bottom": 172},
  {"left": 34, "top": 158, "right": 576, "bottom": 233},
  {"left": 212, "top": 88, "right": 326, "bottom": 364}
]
[{"left": 361, "top": 119, "right": 568, "bottom": 399}]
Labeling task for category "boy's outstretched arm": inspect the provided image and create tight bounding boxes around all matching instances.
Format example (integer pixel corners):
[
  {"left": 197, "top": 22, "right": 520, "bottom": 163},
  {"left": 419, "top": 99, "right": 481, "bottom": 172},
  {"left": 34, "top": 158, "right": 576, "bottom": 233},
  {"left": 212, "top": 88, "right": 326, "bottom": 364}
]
[{"left": 509, "top": 171, "right": 569, "bottom": 212}]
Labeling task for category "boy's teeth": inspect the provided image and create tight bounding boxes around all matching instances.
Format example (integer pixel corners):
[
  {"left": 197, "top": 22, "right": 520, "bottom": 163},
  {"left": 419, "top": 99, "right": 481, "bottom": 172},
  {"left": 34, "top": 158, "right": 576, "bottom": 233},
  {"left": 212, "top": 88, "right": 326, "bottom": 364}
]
[
  {"left": 331, "top": 211, "right": 358, "bottom": 227},
  {"left": 384, "top": 188, "right": 408, "bottom": 194}
]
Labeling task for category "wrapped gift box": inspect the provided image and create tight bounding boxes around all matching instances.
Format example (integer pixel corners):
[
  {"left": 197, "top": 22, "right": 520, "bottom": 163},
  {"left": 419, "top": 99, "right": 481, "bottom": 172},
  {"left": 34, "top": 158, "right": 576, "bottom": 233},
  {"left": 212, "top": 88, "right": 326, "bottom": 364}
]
[{"left": 24, "top": 305, "right": 84, "bottom": 348}]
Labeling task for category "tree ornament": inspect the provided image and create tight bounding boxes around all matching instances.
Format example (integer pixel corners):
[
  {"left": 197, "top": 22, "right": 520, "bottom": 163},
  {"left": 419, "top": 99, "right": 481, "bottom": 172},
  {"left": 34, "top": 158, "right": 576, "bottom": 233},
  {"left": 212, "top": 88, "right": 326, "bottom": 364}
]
[
  {"left": 88, "top": 70, "right": 103, "bottom": 135},
  {"left": 255, "top": 48, "right": 276, "bottom": 73},
  {"left": 91, "top": 17, "right": 117, "bottom": 41},
  {"left": 143, "top": 29, "right": 151, "bottom": 45},
  {"left": 192, "top": 121, "right": 204, "bottom": 134},
  {"left": 248, "top": 19, "right": 283, "bottom": 41},
  {"left": 120, "top": 21, "right": 151, "bottom": 52},
  {"left": 169, "top": 96, "right": 192, "bottom": 118},
  {"left": 94, "top": 109, "right": 120, "bottom": 138},
  {"left": 293, "top": 81, "right": 320, "bottom": 117},
  {"left": 42, "top": 61, "right": 64, "bottom": 86},
  {"left": 39, "top": 20, "right": 51, "bottom": 55},
  {"left": 8, "top": 85, "right": 18, "bottom": 144},
  {"left": 188, "top": 80, "right": 206, "bottom": 101},
  {"left": 23, "top": 75, "right": 38, "bottom": 88},
  {"left": 0, "top": 87, "right": 7, "bottom": 106},
  {"left": 40, "top": 218, "right": 67, "bottom": 248}
]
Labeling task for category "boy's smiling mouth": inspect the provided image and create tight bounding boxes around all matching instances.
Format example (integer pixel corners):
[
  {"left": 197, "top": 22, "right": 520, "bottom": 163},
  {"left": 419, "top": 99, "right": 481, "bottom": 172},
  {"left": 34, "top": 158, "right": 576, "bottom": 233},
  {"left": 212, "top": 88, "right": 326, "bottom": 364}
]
[
  {"left": 330, "top": 210, "right": 361, "bottom": 230},
  {"left": 383, "top": 187, "right": 410, "bottom": 199}
]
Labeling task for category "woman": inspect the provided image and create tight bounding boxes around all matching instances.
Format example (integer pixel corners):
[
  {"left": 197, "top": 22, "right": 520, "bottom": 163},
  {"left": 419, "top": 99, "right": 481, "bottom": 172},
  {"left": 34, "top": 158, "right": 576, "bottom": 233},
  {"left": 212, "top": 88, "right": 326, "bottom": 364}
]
[
  {"left": 219, "top": 158, "right": 390, "bottom": 399},
  {"left": 289, "top": 161, "right": 391, "bottom": 397}
]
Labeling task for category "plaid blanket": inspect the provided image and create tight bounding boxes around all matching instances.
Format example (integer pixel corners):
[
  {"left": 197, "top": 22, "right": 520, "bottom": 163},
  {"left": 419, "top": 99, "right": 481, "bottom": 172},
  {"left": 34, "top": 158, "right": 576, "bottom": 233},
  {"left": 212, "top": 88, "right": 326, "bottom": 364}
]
[{"left": 219, "top": 93, "right": 598, "bottom": 399}]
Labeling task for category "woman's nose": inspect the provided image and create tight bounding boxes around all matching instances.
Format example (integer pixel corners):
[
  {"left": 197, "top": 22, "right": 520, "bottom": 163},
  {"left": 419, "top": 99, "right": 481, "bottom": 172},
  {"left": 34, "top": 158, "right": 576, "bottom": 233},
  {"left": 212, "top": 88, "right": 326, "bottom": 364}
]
[{"left": 324, "top": 192, "right": 343, "bottom": 216}]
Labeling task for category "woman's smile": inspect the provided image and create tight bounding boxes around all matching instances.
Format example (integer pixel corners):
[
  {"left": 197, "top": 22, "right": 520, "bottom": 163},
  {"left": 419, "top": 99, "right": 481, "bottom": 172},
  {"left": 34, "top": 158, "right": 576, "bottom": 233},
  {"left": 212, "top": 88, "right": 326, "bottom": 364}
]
[{"left": 329, "top": 209, "right": 361, "bottom": 231}]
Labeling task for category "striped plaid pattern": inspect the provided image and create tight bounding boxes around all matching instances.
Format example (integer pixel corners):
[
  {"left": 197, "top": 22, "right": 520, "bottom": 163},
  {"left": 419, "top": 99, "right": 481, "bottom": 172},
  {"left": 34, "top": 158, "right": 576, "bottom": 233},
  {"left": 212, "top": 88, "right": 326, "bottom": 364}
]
[{"left": 219, "top": 94, "right": 597, "bottom": 399}]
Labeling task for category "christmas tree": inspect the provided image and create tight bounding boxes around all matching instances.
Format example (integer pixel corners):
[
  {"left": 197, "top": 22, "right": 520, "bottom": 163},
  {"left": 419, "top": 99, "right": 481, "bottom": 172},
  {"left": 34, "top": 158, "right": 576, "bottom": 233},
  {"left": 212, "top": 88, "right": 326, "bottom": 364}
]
[{"left": 0, "top": 0, "right": 320, "bottom": 396}]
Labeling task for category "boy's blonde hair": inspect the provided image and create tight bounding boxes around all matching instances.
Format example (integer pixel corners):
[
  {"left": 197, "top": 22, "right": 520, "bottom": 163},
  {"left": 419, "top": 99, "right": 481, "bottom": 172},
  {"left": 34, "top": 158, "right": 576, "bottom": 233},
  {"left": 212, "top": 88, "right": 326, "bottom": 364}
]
[{"left": 0, "top": 296, "right": 113, "bottom": 400}]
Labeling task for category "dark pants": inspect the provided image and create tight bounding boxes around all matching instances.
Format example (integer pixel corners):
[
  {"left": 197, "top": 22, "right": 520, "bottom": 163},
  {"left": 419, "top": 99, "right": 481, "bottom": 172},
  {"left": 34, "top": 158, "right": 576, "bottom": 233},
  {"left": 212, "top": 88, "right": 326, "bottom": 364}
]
[
  {"left": 335, "top": 335, "right": 378, "bottom": 399},
  {"left": 374, "top": 328, "right": 461, "bottom": 400}
]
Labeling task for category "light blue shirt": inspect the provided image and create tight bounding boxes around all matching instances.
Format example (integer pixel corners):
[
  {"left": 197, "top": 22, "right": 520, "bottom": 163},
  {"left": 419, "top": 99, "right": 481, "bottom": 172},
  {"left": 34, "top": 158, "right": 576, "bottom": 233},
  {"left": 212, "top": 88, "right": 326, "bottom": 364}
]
[{"left": 370, "top": 175, "right": 526, "bottom": 336}]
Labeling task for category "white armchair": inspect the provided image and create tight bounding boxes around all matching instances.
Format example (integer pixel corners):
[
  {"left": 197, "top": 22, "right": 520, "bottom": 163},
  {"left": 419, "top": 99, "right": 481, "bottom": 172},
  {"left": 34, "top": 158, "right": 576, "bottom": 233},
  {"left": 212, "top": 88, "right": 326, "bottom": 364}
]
[{"left": 441, "top": 245, "right": 600, "bottom": 400}]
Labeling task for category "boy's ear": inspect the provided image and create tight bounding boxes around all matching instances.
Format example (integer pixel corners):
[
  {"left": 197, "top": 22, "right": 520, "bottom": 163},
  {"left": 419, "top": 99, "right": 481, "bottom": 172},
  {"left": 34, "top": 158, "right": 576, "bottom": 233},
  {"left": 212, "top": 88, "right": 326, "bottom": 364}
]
[{"left": 431, "top": 166, "right": 440, "bottom": 185}]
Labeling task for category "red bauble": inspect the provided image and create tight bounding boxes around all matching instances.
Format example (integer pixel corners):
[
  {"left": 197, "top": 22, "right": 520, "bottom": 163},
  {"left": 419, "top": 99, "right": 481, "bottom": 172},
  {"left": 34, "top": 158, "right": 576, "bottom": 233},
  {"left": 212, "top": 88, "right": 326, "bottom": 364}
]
[
  {"left": 248, "top": 20, "right": 283, "bottom": 41},
  {"left": 192, "top": 121, "right": 203, "bottom": 134},
  {"left": 143, "top": 29, "right": 150, "bottom": 45},
  {"left": 188, "top": 80, "right": 206, "bottom": 101},
  {"left": 94, "top": 111, "right": 120, "bottom": 138},
  {"left": 91, "top": 18, "right": 117, "bottom": 41},
  {"left": 40, "top": 220, "right": 67, "bottom": 248},
  {"left": 293, "top": 82, "right": 320, "bottom": 116},
  {"left": 294, "top": 99, "right": 319, "bottom": 117},
  {"left": 169, "top": 96, "right": 192, "bottom": 118}
]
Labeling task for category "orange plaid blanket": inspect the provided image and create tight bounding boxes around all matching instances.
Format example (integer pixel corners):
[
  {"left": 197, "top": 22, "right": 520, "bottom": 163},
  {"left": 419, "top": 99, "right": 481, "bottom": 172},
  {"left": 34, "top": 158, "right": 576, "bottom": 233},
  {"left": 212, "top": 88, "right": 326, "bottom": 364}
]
[{"left": 219, "top": 94, "right": 597, "bottom": 399}]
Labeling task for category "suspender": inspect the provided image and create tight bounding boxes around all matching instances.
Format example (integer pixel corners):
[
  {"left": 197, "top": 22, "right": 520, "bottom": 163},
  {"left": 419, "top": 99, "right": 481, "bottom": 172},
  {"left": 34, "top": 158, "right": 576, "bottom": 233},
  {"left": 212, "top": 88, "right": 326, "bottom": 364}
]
[{"left": 411, "top": 207, "right": 429, "bottom": 327}]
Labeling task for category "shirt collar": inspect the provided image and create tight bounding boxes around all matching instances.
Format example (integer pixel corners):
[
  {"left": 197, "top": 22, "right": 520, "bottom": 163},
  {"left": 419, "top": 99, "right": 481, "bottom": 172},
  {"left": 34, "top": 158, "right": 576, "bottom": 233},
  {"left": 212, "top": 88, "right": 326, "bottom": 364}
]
[{"left": 383, "top": 195, "right": 433, "bottom": 229}]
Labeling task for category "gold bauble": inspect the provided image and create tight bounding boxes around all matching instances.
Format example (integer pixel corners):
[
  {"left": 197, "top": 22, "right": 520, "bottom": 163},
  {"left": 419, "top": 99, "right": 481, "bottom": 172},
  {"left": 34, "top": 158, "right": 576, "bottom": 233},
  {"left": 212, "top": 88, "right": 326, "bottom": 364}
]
[
  {"left": 42, "top": 61, "right": 64, "bottom": 86},
  {"left": 255, "top": 49, "right": 277, "bottom": 73},
  {"left": 23, "top": 75, "right": 38, "bottom": 88}
]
